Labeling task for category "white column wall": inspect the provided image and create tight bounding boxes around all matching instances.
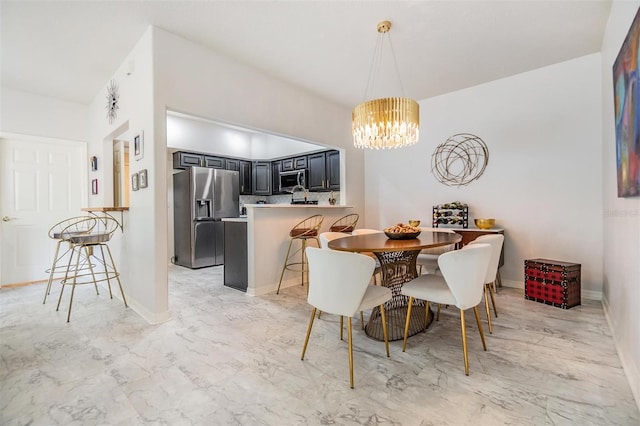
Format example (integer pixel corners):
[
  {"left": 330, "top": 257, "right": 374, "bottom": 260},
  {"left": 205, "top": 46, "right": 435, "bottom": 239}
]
[
  {"left": 365, "top": 54, "right": 603, "bottom": 297},
  {"left": 601, "top": 0, "right": 640, "bottom": 408},
  {"left": 86, "top": 28, "right": 168, "bottom": 323}
]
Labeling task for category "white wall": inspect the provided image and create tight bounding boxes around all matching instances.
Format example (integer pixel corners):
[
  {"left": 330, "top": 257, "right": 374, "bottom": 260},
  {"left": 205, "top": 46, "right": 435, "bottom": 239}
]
[
  {"left": 601, "top": 0, "right": 640, "bottom": 408},
  {"left": 1, "top": 88, "right": 88, "bottom": 142},
  {"left": 86, "top": 28, "right": 168, "bottom": 324},
  {"left": 365, "top": 54, "right": 603, "bottom": 298}
]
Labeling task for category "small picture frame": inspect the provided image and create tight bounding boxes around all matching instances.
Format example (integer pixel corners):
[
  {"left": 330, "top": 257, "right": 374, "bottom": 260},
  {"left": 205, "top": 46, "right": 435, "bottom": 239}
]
[
  {"left": 90, "top": 156, "right": 98, "bottom": 171},
  {"left": 139, "top": 169, "right": 148, "bottom": 188},
  {"left": 131, "top": 173, "right": 139, "bottom": 191},
  {"left": 134, "top": 131, "right": 144, "bottom": 161},
  {"left": 91, "top": 179, "right": 98, "bottom": 195}
]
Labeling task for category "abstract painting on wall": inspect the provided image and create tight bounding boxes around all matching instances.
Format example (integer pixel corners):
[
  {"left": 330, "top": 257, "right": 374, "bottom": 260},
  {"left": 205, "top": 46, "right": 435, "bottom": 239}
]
[{"left": 613, "top": 7, "right": 640, "bottom": 197}]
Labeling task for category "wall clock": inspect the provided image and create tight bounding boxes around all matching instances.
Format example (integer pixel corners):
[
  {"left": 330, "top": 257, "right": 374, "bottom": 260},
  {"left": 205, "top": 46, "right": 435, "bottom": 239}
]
[{"left": 105, "top": 79, "right": 119, "bottom": 124}]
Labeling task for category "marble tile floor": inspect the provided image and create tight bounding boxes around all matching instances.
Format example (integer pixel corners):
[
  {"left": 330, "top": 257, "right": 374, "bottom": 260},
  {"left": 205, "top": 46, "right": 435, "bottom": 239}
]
[{"left": 1, "top": 265, "right": 639, "bottom": 426}]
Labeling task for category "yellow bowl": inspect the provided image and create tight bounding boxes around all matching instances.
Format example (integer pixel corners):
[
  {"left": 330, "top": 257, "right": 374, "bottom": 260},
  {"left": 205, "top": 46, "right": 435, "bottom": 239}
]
[
  {"left": 474, "top": 218, "right": 495, "bottom": 229},
  {"left": 408, "top": 220, "right": 420, "bottom": 227}
]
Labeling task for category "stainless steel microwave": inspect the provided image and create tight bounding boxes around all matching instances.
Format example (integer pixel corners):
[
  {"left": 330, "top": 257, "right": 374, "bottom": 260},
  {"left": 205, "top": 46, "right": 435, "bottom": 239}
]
[{"left": 279, "top": 170, "right": 307, "bottom": 193}]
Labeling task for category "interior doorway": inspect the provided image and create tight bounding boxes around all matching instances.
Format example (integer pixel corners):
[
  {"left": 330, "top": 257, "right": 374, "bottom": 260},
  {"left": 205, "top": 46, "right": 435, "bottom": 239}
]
[{"left": 113, "top": 140, "right": 130, "bottom": 207}]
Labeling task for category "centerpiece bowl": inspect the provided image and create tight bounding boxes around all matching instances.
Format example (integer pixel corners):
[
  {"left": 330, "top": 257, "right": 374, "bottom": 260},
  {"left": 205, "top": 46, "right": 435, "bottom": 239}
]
[{"left": 384, "top": 231, "right": 421, "bottom": 240}]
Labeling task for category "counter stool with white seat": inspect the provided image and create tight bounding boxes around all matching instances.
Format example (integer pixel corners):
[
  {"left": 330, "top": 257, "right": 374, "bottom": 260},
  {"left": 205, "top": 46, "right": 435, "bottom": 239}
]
[
  {"left": 276, "top": 214, "right": 324, "bottom": 294},
  {"left": 43, "top": 216, "right": 98, "bottom": 304},
  {"left": 56, "top": 216, "right": 128, "bottom": 322}
]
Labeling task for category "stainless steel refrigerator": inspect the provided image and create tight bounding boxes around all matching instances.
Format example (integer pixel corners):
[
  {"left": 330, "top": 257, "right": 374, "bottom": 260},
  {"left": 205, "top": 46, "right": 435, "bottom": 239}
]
[{"left": 173, "top": 167, "right": 239, "bottom": 268}]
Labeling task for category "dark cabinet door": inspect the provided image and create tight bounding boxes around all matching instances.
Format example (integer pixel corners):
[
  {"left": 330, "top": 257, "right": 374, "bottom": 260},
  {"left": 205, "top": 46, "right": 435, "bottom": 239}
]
[
  {"left": 225, "top": 159, "right": 240, "bottom": 171},
  {"left": 173, "top": 152, "right": 203, "bottom": 169},
  {"left": 239, "top": 161, "right": 252, "bottom": 195},
  {"left": 307, "top": 152, "right": 327, "bottom": 191},
  {"left": 252, "top": 162, "right": 271, "bottom": 195},
  {"left": 281, "top": 158, "right": 294, "bottom": 171},
  {"left": 203, "top": 155, "right": 225, "bottom": 169},
  {"left": 326, "top": 150, "right": 340, "bottom": 190},
  {"left": 271, "top": 160, "right": 282, "bottom": 194},
  {"left": 293, "top": 156, "right": 308, "bottom": 170}
]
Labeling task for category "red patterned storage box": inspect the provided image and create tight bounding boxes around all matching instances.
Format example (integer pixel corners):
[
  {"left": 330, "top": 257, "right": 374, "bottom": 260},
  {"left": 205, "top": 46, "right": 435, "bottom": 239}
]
[{"left": 524, "top": 259, "right": 581, "bottom": 309}]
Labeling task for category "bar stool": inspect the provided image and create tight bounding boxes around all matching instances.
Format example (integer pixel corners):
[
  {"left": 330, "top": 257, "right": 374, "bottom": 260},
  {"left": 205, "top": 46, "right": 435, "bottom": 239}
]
[
  {"left": 43, "top": 216, "right": 98, "bottom": 304},
  {"left": 328, "top": 213, "right": 359, "bottom": 233},
  {"left": 276, "top": 214, "right": 324, "bottom": 294},
  {"left": 56, "top": 216, "right": 128, "bottom": 322}
]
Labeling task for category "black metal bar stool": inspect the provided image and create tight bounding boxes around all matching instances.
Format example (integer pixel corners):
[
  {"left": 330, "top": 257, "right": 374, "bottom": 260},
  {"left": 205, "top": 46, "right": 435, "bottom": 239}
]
[
  {"left": 276, "top": 214, "right": 324, "bottom": 294},
  {"left": 56, "top": 216, "right": 128, "bottom": 322}
]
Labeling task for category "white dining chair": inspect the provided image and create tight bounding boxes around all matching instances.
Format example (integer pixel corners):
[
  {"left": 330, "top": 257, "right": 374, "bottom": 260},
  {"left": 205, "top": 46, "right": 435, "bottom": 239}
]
[
  {"left": 350, "top": 228, "right": 383, "bottom": 284},
  {"left": 415, "top": 227, "right": 456, "bottom": 275},
  {"left": 401, "top": 243, "right": 492, "bottom": 375},
  {"left": 467, "top": 234, "right": 504, "bottom": 334},
  {"left": 319, "top": 231, "right": 366, "bottom": 331},
  {"left": 301, "top": 247, "right": 392, "bottom": 388}
]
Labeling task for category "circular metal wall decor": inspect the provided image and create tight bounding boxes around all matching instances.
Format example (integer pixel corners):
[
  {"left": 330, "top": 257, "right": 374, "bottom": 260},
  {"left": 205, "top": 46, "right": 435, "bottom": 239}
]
[{"left": 431, "top": 133, "right": 489, "bottom": 187}]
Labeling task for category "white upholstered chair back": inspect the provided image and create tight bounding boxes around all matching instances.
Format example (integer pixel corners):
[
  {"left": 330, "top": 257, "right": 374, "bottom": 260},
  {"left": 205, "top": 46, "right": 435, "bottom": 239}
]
[
  {"left": 468, "top": 234, "right": 503, "bottom": 283},
  {"left": 437, "top": 244, "right": 491, "bottom": 310},
  {"left": 319, "top": 232, "right": 348, "bottom": 249},
  {"left": 305, "top": 247, "right": 375, "bottom": 317}
]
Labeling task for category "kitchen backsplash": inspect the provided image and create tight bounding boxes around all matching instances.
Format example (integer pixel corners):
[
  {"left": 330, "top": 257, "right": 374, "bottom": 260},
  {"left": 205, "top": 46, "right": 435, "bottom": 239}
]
[{"left": 240, "top": 191, "right": 341, "bottom": 207}]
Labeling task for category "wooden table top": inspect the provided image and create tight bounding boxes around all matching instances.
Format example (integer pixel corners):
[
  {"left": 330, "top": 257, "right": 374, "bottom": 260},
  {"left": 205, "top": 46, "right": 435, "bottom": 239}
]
[{"left": 328, "top": 231, "right": 462, "bottom": 253}]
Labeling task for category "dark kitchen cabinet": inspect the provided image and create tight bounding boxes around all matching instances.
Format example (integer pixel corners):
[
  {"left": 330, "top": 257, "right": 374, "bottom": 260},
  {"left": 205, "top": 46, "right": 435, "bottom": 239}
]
[
  {"left": 173, "top": 152, "right": 203, "bottom": 169},
  {"left": 326, "top": 150, "right": 340, "bottom": 191},
  {"left": 225, "top": 159, "right": 239, "bottom": 171},
  {"left": 252, "top": 161, "right": 271, "bottom": 195},
  {"left": 239, "top": 161, "right": 252, "bottom": 195},
  {"left": 203, "top": 155, "right": 225, "bottom": 169},
  {"left": 271, "top": 160, "right": 283, "bottom": 194},
  {"left": 282, "top": 156, "right": 307, "bottom": 171},
  {"left": 308, "top": 150, "right": 340, "bottom": 192}
]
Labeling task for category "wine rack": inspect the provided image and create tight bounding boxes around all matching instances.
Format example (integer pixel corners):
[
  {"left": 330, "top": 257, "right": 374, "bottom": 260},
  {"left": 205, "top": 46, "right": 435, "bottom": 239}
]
[{"left": 432, "top": 202, "right": 468, "bottom": 228}]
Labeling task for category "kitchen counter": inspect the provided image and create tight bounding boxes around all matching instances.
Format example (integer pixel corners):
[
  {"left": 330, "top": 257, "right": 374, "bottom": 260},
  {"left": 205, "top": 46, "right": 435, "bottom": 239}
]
[
  {"left": 238, "top": 204, "right": 354, "bottom": 296},
  {"left": 222, "top": 217, "right": 248, "bottom": 222}
]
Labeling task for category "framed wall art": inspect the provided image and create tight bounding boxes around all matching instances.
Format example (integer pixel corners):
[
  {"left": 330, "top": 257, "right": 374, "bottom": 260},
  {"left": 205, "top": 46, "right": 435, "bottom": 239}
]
[
  {"left": 132, "top": 173, "right": 139, "bottom": 191},
  {"left": 90, "top": 156, "right": 98, "bottom": 171},
  {"left": 139, "top": 169, "right": 148, "bottom": 188},
  {"left": 134, "top": 131, "right": 144, "bottom": 161},
  {"left": 91, "top": 179, "right": 98, "bottom": 195},
  {"left": 613, "top": 7, "right": 640, "bottom": 197}
]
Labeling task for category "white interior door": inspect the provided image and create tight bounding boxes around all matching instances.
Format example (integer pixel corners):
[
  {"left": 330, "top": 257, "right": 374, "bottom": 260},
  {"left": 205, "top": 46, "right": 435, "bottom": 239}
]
[{"left": 0, "top": 137, "right": 85, "bottom": 285}]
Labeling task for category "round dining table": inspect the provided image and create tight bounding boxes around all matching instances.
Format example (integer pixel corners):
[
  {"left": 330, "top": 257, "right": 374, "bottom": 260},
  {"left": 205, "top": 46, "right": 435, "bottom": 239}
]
[{"left": 328, "top": 230, "right": 462, "bottom": 341}]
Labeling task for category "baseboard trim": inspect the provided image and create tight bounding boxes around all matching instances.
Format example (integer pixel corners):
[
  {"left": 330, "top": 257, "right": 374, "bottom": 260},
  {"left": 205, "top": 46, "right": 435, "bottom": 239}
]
[
  {"left": 127, "top": 296, "right": 172, "bottom": 325},
  {"left": 602, "top": 296, "right": 640, "bottom": 411}
]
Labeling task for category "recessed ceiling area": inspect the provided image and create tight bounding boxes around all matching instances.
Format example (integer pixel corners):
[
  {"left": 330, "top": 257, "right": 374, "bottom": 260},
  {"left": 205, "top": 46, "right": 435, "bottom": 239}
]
[{"left": 166, "top": 112, "right": 328, "bottom": 161}]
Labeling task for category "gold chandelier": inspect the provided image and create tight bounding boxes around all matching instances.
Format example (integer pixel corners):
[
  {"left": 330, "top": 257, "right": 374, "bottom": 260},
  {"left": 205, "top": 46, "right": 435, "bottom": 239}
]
[{"left": 352, "top": 20, "right": 419, "bottom": 150}]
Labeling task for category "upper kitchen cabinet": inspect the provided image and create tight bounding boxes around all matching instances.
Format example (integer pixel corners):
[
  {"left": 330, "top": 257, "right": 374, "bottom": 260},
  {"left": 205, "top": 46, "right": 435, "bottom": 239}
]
[
  {"left": 203, "top": 155, "right": 225, "bottom": 169},
  {"left": 282, "top": 156, "right": 307, "bottom": 171},
  {"left": 239, "top": 161, "right": 252, "bottom": 195},
  {"left": 252, "top": 161, "right": 271, "bottom": 195},
  {"left": 271, "top": 160, "right": 283, "bottom": 194},
  {"left": 173, "top": 151, "right": 204, "bottom": 169},
  {"left": 308, "top": 150, "right": 340, "bottom": 191}
]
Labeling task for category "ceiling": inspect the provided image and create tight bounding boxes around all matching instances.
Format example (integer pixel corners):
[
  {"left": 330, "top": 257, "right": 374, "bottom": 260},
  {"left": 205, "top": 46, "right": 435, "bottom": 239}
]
[{"left": 1, "top": 1, "right": 612, "bottom": 109}]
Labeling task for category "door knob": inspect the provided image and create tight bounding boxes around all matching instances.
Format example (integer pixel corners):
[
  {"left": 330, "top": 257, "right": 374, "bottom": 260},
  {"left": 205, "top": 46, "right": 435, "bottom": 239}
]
[{"left": 2, "top": 216, "right": 12, "bottom": 222}]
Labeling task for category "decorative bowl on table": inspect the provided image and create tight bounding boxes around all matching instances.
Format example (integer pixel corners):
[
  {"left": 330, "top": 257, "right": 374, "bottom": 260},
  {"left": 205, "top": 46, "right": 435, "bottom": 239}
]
[
  {"left": 408, "top": 220, "right": 421, "bottom": 227},
  {"left": 474, "top": 218, "right": 495, "bottom": 229},
  {"left": 383, "top": 223, "right": 421, "bottom": 239}
]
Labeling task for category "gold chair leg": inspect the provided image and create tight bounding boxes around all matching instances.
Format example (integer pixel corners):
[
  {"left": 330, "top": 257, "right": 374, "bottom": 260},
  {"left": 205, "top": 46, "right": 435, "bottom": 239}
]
[
  {"left": 318, "top": 310, "right": 322, "bottom": 319},
  {"left": 43, "top": 240, "right": 63, "bottom": 304},
  {"left": 380, "top": 304, "right": 390, "bottom": 357},
  {"left": 489, "top": 281, "right": 498, "bottom": 317},
  {"left": 484, "top": 285, "right": 493, "bottom": 334},
  {"left": 402, "top": 296, "right": 414, "bottom": 352},
  {"left": 104, "top": 244, "right": 127, "bottom": 306},
  {"left": 360, "top": 311, "right": 364, "bottom": 330},
  {"left": 66, "top": 245, "right": 83, "bottom": 322},
  {"left": 99, "top": 245, "right": 113, "bottom": 298},
  {"left": 301, "top": 239, "right": 307, "bottom": 287},
  {"left": 340, "top": 315, "right": 343, "bottom": 340},
  {"left": 301, "top": 307, "right": 317, "bottom": 360},
  {"left": 276, "top": 238, "right": 295, "bottom": 294},
  {"left": 56, "top": 244, "right": 77, "bottom": 312},
  {"left": 347, "top": 317, "right": 354, "bottom": 389},
  {"left": 436, "top": 304, "right": 441, "bottom": 321},
  {"left": 474, "top": 306, "right": 487, "bottom": 351},
  {"left": 85, "top": 246, "right": 100, "bottom": 296},
  {"left": 424, "top": 301, "right": 430, "bottom": 331},
  {"left": 460, "top": 309, "right": 469, "bottom": 376}
]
